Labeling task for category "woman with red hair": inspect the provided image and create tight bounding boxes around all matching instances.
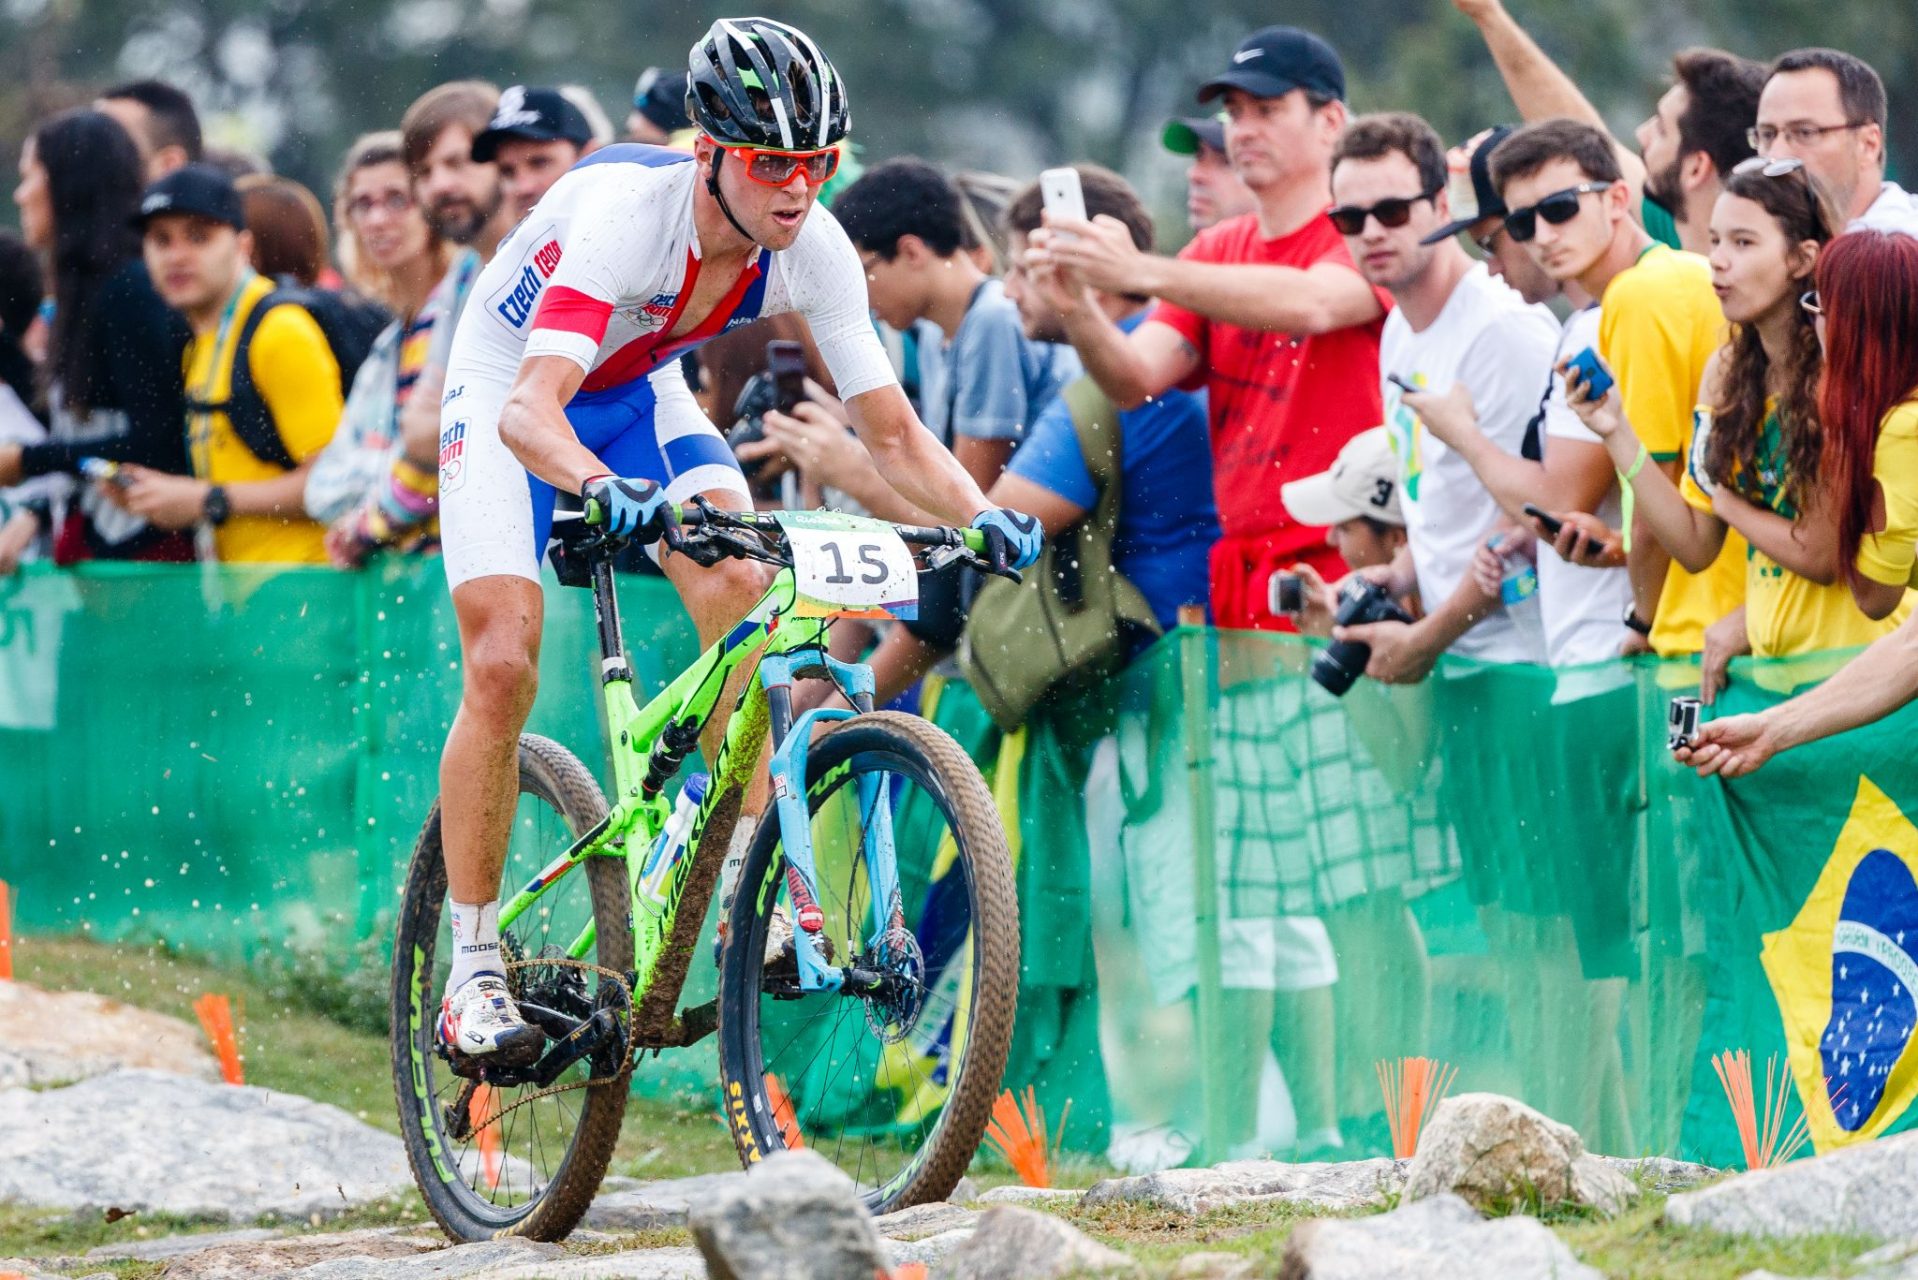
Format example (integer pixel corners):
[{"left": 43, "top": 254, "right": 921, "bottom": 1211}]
[{"left": 1817, "top": 229, "right": 1918, "bottom": 616}]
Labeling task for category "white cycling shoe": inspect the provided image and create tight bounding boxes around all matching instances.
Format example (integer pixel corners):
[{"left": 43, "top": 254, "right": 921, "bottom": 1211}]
[{"left": 438, "top": 972, "right": 544, "bottom": 1063}]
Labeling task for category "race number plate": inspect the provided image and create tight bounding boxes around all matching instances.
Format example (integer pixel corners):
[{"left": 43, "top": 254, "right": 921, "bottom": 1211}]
[{"left": 774, "top": 510, "right": 919, "bottom": 620}]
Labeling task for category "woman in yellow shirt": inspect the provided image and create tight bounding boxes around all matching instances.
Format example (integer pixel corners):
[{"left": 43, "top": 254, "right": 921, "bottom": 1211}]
[
  {"left": 1818, "top": 230, "right": 1918, "bottom": 617},
  {"left": 1562, "top": 160, "right": 1900, "bottom": 670}
]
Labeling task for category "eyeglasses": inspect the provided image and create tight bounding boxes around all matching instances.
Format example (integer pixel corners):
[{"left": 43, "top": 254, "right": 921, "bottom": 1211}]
[
  {"left": 720, "top": 144, "right": 841, "bottom": 188},
  {"left": 1748, "top": 122, "right": 1865, "bottom": 152},
  {"left": 1800, "top": 289, "right": 1823, "bottom": 317},
  {"left": 346, "top": 190, "right": 413, "bottom": 221},
  {"left": 1502, "top": 182, "right": 1613, "bottom": 242},
  {"left": 1328, "top": 188, "right": 1441, "bottom": 236},
  {"left": 1732, "top": 156, "right": 1807, "bottom": 178}
]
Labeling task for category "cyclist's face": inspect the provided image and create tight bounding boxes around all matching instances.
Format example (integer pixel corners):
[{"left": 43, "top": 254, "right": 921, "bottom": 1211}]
[
  {"left": 707, "top": 138, "right": 820, "bottom": 252},
  {"left": 143, "top": 214, "right": 248, "bottom": 315},
  {"left": 412, "top": 125, "right": 502, "bottom": 247},
  {"left": 494, "top": 137, "right": 583, "bottom": 223}
]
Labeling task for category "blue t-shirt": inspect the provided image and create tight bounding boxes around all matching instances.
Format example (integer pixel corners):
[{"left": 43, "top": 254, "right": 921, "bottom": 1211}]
[
  {"left": 924, "top": 278, "right": 1080, "bottom": 446},
  {"left": 1007, "top": 315, "right": 1219, "bottom": 633}
]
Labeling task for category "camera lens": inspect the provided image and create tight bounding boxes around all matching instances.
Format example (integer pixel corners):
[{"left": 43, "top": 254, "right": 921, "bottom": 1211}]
[{"left": 1311, "top": 641, "right": 1367, "bottom": 696}]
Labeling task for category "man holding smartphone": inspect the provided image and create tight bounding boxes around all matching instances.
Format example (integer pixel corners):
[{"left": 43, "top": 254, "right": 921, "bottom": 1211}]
[{"left": 1029, "top": 26, "right": 1391, "bottom": 631}]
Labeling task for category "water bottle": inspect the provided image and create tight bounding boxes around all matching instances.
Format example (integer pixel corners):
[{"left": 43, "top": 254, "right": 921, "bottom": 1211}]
[
  {"left": 1487, "top": 532, "right": 1538, "bottom": 606},
  {"left": 635, "top": 773, "right": 707, "bottom": 917}
]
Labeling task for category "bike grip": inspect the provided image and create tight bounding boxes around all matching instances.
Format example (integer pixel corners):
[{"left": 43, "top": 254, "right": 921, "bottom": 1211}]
[
  {"left": 961, "top": 527, "right": 989, "bottom": 555},
  {"left": 583, "top": 497, "right": 604, "bottom": 525}
]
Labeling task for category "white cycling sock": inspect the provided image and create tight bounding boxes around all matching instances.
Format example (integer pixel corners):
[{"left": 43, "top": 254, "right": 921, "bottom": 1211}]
[{"left": 448, "top": 899, "right": 503, "bottom": 992}]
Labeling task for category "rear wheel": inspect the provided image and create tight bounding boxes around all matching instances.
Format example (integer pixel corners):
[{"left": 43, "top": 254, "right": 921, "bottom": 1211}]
[
  {"left": 391, "top": 733, "right": 633, "bottom": 1241},
  {"left": 716, "top": 711, "right": 1019, "bottom": 1212}
]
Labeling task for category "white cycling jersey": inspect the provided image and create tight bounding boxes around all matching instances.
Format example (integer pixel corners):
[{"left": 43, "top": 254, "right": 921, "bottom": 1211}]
[{"left": 438, "top": 144, "right": 899, "bottom": 588}]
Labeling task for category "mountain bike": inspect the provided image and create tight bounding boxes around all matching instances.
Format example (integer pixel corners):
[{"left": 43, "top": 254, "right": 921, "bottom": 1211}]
[{"left": 389, "top": 499, "right": 1021, "bottom": 1242}]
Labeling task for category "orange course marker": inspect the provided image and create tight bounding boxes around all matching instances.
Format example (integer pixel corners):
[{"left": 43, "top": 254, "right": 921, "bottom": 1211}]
[
  {"left": 982, "top": 1086, "right": 1070, "bottom": 1188},
  {"left": 764, "top": 1072, "right": 805, "bottom": 1150},
  {"left": 0, "top": 878, "right": 13, "bottom": 980},
  {"left": 192, "top": 993, "right": 245, "bottom": 1085},
  {"left": 471, "top": 1085, "right": 503, "bottom": 1191},
  {"left": 1376, "top": 1056, "right": 1459, "bottom": 1159}
]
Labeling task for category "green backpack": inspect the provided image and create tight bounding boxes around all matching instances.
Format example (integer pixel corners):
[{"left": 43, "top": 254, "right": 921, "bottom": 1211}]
[{"left": 959, "top": 376, "right": 1160, "bottom": 731}]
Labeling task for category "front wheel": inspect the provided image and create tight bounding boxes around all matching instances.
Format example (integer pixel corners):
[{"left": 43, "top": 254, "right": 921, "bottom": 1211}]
[
  {"left": 716, "top": 711, "right": 1019, "bottom": 1212},
  {"left": 390, "top": 734, "right": 633, "bottom": 1242}
]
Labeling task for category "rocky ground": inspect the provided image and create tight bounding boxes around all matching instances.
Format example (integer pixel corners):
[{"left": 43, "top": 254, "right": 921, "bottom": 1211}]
[{"left": 5, "top": 967, "right": 1918, "bottom": 1278}]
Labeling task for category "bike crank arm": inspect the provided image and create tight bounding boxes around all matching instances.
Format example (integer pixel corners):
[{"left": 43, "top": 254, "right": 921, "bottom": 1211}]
[{"left": 527, "top": 1006, "right": 628, "bottom": 1087}]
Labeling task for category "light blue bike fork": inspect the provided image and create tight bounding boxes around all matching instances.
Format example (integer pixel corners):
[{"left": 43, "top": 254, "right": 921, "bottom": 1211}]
[{"left": 758, "top": 648, "right": 904, "bottom": 994}]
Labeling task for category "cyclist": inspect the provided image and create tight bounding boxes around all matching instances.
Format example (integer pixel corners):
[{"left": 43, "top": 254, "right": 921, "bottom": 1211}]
[{"left": 433, "top": 16, "right": 1042, "bottom": 1061}]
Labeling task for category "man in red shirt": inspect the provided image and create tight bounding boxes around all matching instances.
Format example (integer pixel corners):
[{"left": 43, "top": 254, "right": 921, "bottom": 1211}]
[{"left": 1033, "top": 26, "right": 1391, "bottom": 629}]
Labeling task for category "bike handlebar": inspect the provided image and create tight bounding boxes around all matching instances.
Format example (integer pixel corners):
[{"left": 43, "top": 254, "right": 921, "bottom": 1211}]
[{"left": 577, "top": 500, "right": 1009, "bottom": 577}]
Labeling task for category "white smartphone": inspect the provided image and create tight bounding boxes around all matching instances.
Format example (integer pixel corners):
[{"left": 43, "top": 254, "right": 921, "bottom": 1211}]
[{"left": 1039, "top": 167, "right": 1086, "bottom": 235}]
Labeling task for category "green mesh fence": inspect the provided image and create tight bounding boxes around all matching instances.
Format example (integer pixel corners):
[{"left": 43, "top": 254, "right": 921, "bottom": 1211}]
[{"left": 6, "top": 559, "right": 1916, "bottom": 1168}]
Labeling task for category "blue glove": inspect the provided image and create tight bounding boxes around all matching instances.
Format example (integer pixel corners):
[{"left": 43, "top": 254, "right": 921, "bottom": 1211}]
[
  {"left": 581, "top": 474, "right": 675, "bottom": 542},
  {"left": 970, "top": 507, "right": 1043, "bottom": 571}
]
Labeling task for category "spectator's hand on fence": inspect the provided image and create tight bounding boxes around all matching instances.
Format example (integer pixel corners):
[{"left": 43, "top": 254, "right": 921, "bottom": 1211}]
[
  {"left": 0, "top": 507, "right": 36, "bottom": 574},
  {"left": 113, "top": 465, "right": 211, "bottom": 530},
  {"left": 1699, "top": 605, "right": 1751, "bottom": 706},
  {"left": 1290, "top": 562, "right": 1339, "bottom": 638},
  {"left": 1677, "top": 712, "right": 1778, "bottom": 779},
  {"left": 762, "top": 402, "right": 868, "bottom": 491},
  {"left": 399, "top": 365, "right": 446, "bottom": 466},
  {"left": 1035, "top": 213, "right": 1155, "bottom": 297},
  {"left": 1399, "top": 382, "right": 1476, "bottom": 447},
  {"left": 1539, "top": 510, "right": 1625, "bottom": 567}
]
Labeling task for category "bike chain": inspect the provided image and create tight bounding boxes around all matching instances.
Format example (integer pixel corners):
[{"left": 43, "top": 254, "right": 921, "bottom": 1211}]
[{"left": 457, "top": 956, "right": 639, "bottom": 1140}]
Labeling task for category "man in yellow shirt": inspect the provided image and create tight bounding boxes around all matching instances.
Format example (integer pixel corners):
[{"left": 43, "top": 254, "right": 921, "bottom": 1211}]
[
  {"left": 1489, "top": 118, "right": 1741, "bottom": 656},
  {"left": 111, "top": 165, "right": 341, "bottom": 563}
]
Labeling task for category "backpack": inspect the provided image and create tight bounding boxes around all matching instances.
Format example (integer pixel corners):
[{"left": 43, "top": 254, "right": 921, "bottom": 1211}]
[
  {"left": 199, "top": 284, "right": 390, "bottom": 469},
  {"left": 958, "top": 376, "right": 1161, "bottom": 731}
]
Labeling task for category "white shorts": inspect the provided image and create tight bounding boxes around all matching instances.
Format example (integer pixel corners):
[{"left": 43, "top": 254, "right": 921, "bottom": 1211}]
[{"left": 437, "top": 359, "right": 747, "bottom": 589}]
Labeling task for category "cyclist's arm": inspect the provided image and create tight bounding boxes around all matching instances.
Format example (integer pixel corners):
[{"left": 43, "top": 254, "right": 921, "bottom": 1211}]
[
  {"left": 841, "top": 384, "right": 991, "bottom": 526},
  {"left": 497, "top": 355, "right": 606, "bottom": 493}
]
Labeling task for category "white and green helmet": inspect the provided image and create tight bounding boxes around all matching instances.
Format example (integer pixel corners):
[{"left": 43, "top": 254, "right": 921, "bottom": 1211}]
[{"left": 686, "top": 17, "right": 849, "bottom": 151}]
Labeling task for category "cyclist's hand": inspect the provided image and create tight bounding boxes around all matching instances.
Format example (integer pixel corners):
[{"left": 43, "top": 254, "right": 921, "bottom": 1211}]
[
  {"left": 581, "top": 474, "right": 677, "bottom": 544},
  {"left": 970, "top": 507, "right": 1043, "bottom": 572}
]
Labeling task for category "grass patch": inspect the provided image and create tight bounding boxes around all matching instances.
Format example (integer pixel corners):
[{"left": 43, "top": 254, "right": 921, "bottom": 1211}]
[
  {"left": 0, "top": 1197, "right": 424, "bottom": 1268},
  {"left": 1555, "top": 1199, "right": 1881, "bottom": 1280}
]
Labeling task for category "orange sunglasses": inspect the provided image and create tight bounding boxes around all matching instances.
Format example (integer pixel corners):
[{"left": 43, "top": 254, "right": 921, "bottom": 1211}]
[{"left": 721, "top": 143, "right": 841, "bottom": 188}]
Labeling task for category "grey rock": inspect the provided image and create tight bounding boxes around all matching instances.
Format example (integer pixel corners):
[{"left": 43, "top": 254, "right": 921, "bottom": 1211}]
[
  {"left": 689, "top": 1148, "right": 888, "bottom": 1280},
  {"left": 289, "top": 1239, "right": 562, "bottom": 1279},
  {"left": 976, "top": 1185, "right": 1083, "bottom": 1206},
  {"left": 1402, "top": 1093, "right": 1638, "bottom": 1218},
  {"left": 1278, "top": 1192, "right": 1603, "bottom": 1280},
  {"left": 460, "top": 1248, "right": 709, "bottom": 1280},
  {"left": 949, "top": 1176, "right": 981, "bottom": 1204},
  {"left": 1170, "top": 1252, "right": 1260, "bottom": 1279},
  {"left": 1083, "top": 1159, "right": 1405, "bottom": 1216},
  {"left": 886, "top": 1228, "right": 977, "bottom": 1268},
  {"left": 0, "top": 981, "right": 221, "bottom": 1088},
  {"left": 1589, "top": 1155, "right": 1719, "bottom": 1193},
  {"left": 137, "top": 1228, "right": 441, "bottom": 1280},
  {"left": 1665, "top": 1130, "right": 1918, "bottom": 1240},
  {"left": 874, "top": 1201, "right": 980, "bottom": 1241},
  {"left": 1855, "top": 1239, "right": 1918, "bottom": 1270},
  {"left": 85, "top": 1226, "right": 285, "bottom": 1260},
  {"left": 0, "top": 1070, "right": 413, "bottom": 1221},
  {"left": 583, "top": 1171, "right": 752, "bottom": 1230},
  {"left": 933, "top": 1205, "right": 1137, "bottom": 1278},
  {"left": 0, "top": 1259, "right": 66, "bottom": 1280}
]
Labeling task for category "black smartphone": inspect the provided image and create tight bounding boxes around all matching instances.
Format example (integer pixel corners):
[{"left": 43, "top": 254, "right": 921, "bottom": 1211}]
[
  {"left": 1385, "top": 372, "right": 1419, "bottom": 395},
  {"left": 767, "top": 340, "right": 807, "bottom": 414},
  {"left": 1521, "top": 503, "right": 1564, "bottom": 537}
]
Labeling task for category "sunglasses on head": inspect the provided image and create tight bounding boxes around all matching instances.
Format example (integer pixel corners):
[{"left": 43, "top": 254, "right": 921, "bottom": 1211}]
[
  {"left": 1328, "top": 187, "right": 1441, "bottom": 236},
  {"left": 1733, "top": 156, "right": 1808, "bottom": 179},
  {"left": 720, "top": 143, "right": 841, "bottom": 188},
  {"left": 1502, "top": 181, "right": 1613, "bottom": 242}
]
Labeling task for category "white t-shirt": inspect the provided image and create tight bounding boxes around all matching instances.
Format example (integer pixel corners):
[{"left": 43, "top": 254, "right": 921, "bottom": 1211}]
[
  {"left": 1536, "top": 305, "right": 1634, "bottom": 667},
  {"left": 1854, "top": 181, "right": 1918, "bottom": 239},
  {"left": 1381, "top": 262, "right": 1556, "bottom": 664}
]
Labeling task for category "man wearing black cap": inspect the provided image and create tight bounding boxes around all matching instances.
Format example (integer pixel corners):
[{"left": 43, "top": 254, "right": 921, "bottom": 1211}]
[
  {"left": 1422, "top": 126, "right": 1557, "bottom": 307},
  {"left": 1032, "top": 26, "right": 1390, "bottom": 632},
  {"left": 474, "top": 85, "right": 601, "bottom": 223},
  {"left": 111, "top": 164, "right": 342, "bottom": 563},
  {"left": 1162, "top": 111, "right": 1255, "bottom": 232},
  {"left": 627, "top": 67, "right": 691, "bottom": 145}
]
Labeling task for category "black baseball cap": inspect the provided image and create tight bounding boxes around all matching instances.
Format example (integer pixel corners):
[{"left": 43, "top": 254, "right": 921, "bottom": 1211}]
[
  {"left": 1163, "top": 113, "right": 1227, "bottom": 157},
  {"left": 632, "top": 67, "right": 691, "bottom": 132},
  {"left": 472, "top": 86, "right": 593, "bottom": 162},
  {"left": 1419, "top": 125, "right": 1517, "bottom": 246},
  {"left": 133, "top": 164, "right": 245, "bottom": 231},
  {"left": 1198, "top": 26, "right": 1346, "bottom": 104}
]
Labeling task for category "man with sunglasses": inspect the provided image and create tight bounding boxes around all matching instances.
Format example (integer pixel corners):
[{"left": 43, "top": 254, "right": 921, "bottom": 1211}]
[
  {"left": 1488, "top": 120, "right": 1739, "bottom": 660},
  {"left": 1031, "top": 26, "right": 1390, "bottom": 632},
  {"left": 1755, "top": 48, "right": 1917, "bottom": 236},
  {"left": 1323, "top": 113, "right": 1556, "bottom": 682},
  {"left": 428, "top": 17, "right": 1042, "bottom": 1061}
]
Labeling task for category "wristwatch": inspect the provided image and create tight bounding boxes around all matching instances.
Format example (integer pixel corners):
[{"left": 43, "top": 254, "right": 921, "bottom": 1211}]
[
  {"left": 1622, "top": 603, "right": 1652, "bottom": 637},
  {"left": 202, "top": 484, "right": 231, "bottom": 526}
]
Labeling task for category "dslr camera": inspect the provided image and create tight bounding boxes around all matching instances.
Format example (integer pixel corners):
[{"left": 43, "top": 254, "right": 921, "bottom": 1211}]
[
  {"left": 726, "top": 339, "right": 809, "bottom": 482},
  {"left": 1311, "top": 577, "right": 1415, "bottom": 697}
]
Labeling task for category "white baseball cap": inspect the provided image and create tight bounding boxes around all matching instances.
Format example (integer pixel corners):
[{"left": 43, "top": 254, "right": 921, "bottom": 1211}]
[{"left": 1280, "top": 427, "right": 1404, "bottom": 527}]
